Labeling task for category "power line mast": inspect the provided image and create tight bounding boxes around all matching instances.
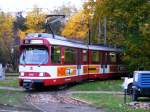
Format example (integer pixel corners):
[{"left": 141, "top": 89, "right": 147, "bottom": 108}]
[
  {"left": 98, "top": 19, "right": 101, "bottom": 44},
  {"left": 104, "top": 16, "right": 107, "bottom": 45}
]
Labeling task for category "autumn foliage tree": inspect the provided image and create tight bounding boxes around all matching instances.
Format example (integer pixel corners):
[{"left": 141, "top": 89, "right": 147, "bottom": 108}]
[
  {"left": 0, "top": 1, "right": 149, "bottom": 72},
  {"left": 19, "top": 6, "right": 46, "bottom": 39},
  {"left": 0, "top": 11, "right": 14, "bottom": 66},
  {"left": 86, "top": 0, "right": 150, "bottom": 70},
  {"left": 61, "top": 10, "right": 89, "bottom": 40}
]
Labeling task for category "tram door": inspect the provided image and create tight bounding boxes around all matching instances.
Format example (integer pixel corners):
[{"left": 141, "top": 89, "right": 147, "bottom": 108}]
[
  {"left": 101, "top": 52, "right": 108, "bottom": 74},
  {"left": 77, "top": 49, "right": 81, "bottom": 76}
]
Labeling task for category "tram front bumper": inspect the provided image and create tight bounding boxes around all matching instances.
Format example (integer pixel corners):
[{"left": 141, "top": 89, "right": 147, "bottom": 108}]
[
  {"left": 19, "top": 78, "right": 44, "bottom": 88},
  {"left": 23, "top": 79, "right": 43, "bottom": 89}
]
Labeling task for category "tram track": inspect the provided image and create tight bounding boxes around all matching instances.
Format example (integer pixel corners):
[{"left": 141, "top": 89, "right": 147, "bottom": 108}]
[
  {"left": 25, "top": 90, "right": 105, "bottom": 112},
  {"left": 25, "top": 88, "right": 150, "bottom": 111},
  {"left": 1, "top": 86, "right": 149, "bottom": 111}
]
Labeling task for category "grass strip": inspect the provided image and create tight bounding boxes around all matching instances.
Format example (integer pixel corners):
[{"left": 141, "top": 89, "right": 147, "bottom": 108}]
[
  {"left": 70, "top": 79, "right": 123, "bottom": 91},
  {"left": 72, "top": 93, "right": 149, "bottom": 112},
  {"left": 0, "top": 90, "right": 25, "bottom": 107}
]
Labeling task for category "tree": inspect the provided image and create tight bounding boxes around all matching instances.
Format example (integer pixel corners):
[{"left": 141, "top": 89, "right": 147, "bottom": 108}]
[
  {"left": 14, "top": 12, "right": 27, "bottom": 40},
  {"left": 90, "top": 0, "right": 150, "bottom": 70},
  {"left": 61, "top": 10, "right": 89, "bottom": 40},
  {"left": 49, "top": 3, "right": 78, "bottom": 35},
  {"left": 0, "top": 11, "right": 14, "bottom": 67},
  {"left": 26, "top": 7, "right": 46, "bottom": 32},
  {"left": 18, "top": 6, "right": 47, "bottom": 39}
]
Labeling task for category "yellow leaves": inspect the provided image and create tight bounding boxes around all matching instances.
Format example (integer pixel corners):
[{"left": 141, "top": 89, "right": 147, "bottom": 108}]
[
  {"left": 0, "top": 13, "right": 14, "bottom": 38},
  {"left": 140, "top": 23, "right": 150, "bottom": 36},
  {"left": 18, "top": 30, "right": 26, "bottom": 40},
  {"left": 0, "top": 12, "right": 14, "bottom": 64},
  {"left": 26, "top": 7, "right": 46, "bottom": 33},
  {"left": 18, "top": 7, "right": 46, "bottom": 39},
  {"left": 61, "top": 10, "right": 88, "bottom": 39}
]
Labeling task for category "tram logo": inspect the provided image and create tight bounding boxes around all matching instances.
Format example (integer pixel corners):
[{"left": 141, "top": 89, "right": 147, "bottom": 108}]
[
  {"left": 83, "top": 65, "right": 100, "bottom": 74},
  {"left": 57, "top": 66, "right": 76, "bottom": 77},
  {"left": 30, "top": 67, "right": 33, "bottom": 70}
]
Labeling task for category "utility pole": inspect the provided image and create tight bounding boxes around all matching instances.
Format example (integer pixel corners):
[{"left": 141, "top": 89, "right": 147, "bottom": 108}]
[
  {"left": 88, "top": 18, "right": 91, "bottom": 45},
  {"left": 104, "top": 16, "right": 107, "bottom": 45},
  {"left": 98, "top": 19, "right": 101, "bottom": 44}
]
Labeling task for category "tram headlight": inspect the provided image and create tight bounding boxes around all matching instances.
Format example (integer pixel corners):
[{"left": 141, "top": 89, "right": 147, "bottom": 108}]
[
  {"left": 39, "top": 72, "right": 44, "bottom": 77},
  {"left": 20, "top": 72, "right": 24, "bottom": 76}
]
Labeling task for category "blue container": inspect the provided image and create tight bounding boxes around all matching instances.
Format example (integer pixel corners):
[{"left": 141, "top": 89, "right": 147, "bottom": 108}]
[{"left": 132, "top": 71, "right": 150, "bottom": 101}]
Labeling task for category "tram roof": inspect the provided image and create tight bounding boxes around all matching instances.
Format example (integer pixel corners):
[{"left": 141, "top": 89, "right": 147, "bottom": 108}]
[{"left": 26, "top": 33, "right": 121, "bottom": 52}]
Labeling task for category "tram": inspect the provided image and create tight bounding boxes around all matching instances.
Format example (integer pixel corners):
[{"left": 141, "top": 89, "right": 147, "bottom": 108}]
[{"left": 18, "top": 33, "right": 127, "bottom": 89}]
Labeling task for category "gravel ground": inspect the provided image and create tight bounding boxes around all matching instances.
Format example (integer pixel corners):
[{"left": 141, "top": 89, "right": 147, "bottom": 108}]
[
  {"left": 128, "top": 101, "right": 150, "bottom": 109},
  {"left": 26, "top": 92, "right": 105, "bottom": 112},
  {"left": 0, "top": 86, "right": 149, "bottom": 111}
]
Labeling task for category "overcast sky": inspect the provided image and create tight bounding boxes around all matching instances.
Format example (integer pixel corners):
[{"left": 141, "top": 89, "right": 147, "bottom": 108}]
[{"left": 0, "top": 0, "right": 85, "bottom": 12}]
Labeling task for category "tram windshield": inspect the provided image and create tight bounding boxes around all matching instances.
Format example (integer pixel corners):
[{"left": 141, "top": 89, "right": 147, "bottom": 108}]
[{"left": 20, "top": 46, "right": 49, "bottom": 65}]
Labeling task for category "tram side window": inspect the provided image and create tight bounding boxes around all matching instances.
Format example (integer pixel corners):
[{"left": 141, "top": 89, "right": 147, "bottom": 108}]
[
  {"left": 91, "top": 50, "right": 100, "bottom": 64},
  {"left": 82, "top": 50, "right": 88, "bottom": 64},
  {"left": 51, "top": 46, "right": 61, "bottom": 64},
  {"left": 99, "top": 52, "right": 102, "bottom": 63},
  {"left": 117, "top": 53, "right": 123, "bottom": 64},
  {"left": 64, "top": 47, "right": 77, "bottom": 64},
  {"left": 109, "top": 52, "right": 117, "bottom": 64}
]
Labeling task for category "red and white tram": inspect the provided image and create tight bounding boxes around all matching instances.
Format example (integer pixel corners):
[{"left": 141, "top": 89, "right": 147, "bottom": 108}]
[{"left": 18, "top": 33, "right": 127, "bottom": 89}]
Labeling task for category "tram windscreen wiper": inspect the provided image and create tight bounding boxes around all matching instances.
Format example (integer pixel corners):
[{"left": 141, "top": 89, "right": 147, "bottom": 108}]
[{"left": 38, "top": 58, "right": 47, "bottom": 67}]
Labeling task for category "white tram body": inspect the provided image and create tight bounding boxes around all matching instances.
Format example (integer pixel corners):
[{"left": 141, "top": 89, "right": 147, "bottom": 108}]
[{"left": 18, "top": 33, "right": 127, "bottom": 89}]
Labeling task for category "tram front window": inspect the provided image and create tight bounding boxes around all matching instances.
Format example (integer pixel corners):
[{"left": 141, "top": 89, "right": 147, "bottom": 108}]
[{"left": 20, "top": 46, "right": 48, "bottom": 65}]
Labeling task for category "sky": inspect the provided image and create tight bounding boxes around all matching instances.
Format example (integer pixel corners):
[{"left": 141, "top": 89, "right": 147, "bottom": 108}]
[{"left": 0, "top": 0, "right": 85, "bottom": 12}]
